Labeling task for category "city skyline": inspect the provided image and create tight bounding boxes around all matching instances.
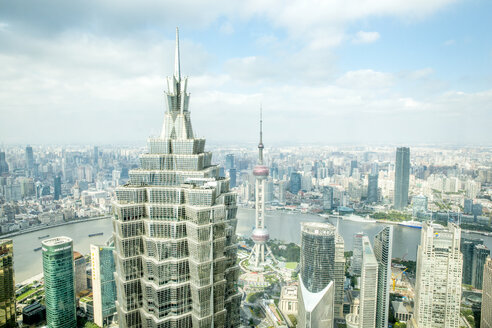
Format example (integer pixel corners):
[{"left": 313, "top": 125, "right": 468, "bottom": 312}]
[{"left": 1, "top": 1, "right": 491, "bottom": 145}]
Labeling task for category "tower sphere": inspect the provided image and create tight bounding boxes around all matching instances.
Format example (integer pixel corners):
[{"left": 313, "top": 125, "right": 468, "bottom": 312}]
[
  {"left": 253, "top": 165, "right": 269, "bottom": 178},
  {"left": 251, "top": 228, "right": 270, "bottom": 244}
]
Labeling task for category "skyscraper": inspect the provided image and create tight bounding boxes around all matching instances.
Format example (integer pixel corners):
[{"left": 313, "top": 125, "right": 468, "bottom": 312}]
[
  {"left": 73, "top": 251, "right": 87, "bottom": 294},
  {"left": 472, "top": 244, "right": 490, "bottom": 289},
  {"left": 461, "top": 237, "right": 484, "bottom": 285},
  {"left": 394, "top": 147, "right": 410, "bottom": 210},
  {"left": 42, "top": 237, "right": 76, "bottom": 328},
  {"left": 113, "top": 28, "right": 240, "bottom": 328},
  {"left": 290, "top": 172, "right": 301, "bottom": 194},
  {"left": 228, "top": 168, "right": 236, "bottom": 188},
  {"left": 0, "top": 240, "right": 15, "bottom": 327},
  {"left": 298, "top": 222, "right": 340, "bottom": 327},
  {"left": 225, "top": 154, "right": 235, "bottom": 170},
  {"left": 248, "top": 110, "right": 275, "bottom": 270},
  {"left": 53, "top": 176, "right": 61, "bottom": 200},
  {"left": 367, "top": 174, "right": 378, "bottom": 203},
  {"left": 93, "top": 146, "right": 99, "bottom": 166},
  {"left": 322, "top": 186, "right": 333, "bottom": 210},
  {"left": 25, "top": 145, "right": 34, "bottom": 172},
  {"left": 91, "top": 245, "right": 117, "bottom": 327},
  {"left": 482, "top": 256, "right": 492, "bottom": 328},
  {"left": 358, "top": 236, "right": 378, "bottom": 328},
  {"left": 350, "top": 232, "right": 364, "bottom": 276},
  {"left": 414, "top": 222, "right": 462, "bottom": 328},
  {"left": 0, "top": 151, "right": 9, "bottom": 175},
  {"left": 374, "top": 226, "right": 393, "bottom": 328},
  {"left": 334, "top": 231, "right": 346, "bottom": 317}
]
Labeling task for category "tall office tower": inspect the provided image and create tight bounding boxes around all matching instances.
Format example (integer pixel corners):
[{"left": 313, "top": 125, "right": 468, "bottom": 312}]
[
  {"left": 334, "top": 232, "right": 345, "bottom": 317},
  {"left": 289, "top": 172, "right": 301, "bottom": 194},
  {"left": 464, "top": 198, "right": 473, "bottom": 214},
  {"left": 53, "top": 176, "right": 61, "bottom": 200},
  {"left": 414, "top": 222, "right": 462, "bottom": 328},
  {"left": 228, "top": 168, "right": 236, "bottom": 188},
  {"left": 225, "top": 154, "right": 235, "bottom": 170},
  {"left": 374, "top": 226, "right": 393, "bottom": 328},
  {"left": 278, "top": 180, "right": 287, "bottom": 203},
  {"left": 322, "top": 186, "right": 333, "bottom": 210},
  {"left": 25, "top": 145, "right": 34, "bottom": 171},
  {"left": 0, "top": 240, "right": 15, "bottom": 327},
  {"left": 298, "top": 280, "right": 334, "bottom": 328},
  {"left": 113, "top": 28, "right": 240, "bottom": 328},
  {"left": 73, "top": 251, "right": 87, "bottom": 294},
  {"left": 472, "top": 244, "right": 490, "bottom": 289},
  {"left": 482, "top": 256, "right": 492, "bottom": 328},
  {"left": 93, "top": 146, "right": 99, "bottom": 166},
  {"left": 350, "top": 160, "right": 358, "bottom": 177},
  {"left": 298, "top": 222, "right": 338, "bottom": 327},
  {"left": 367, "top": 174, "right": 378, "bottom": 203},
  {"left": 91, "top": 245, "right": 117, "bottom": 327},
  {"left": 393, "top": 147, "right": 410, "bottom": 210},
  {"left": 42, "top": 237, "right": 76, "bottom": 328},
  {"left": 358, "top": 236, "right": 378, "bottom": 328},
  {"left": 0, "top": 151, "right": 8, "bottom": 175},
  {"left": 350, "top": 232, "right": 364, "bottom": 276},
  {"left": 248, "top": 110, "right": 275, "bottom": 270},
  {"left": 461, "top": 238, "right": 484, "bottom": 285}
]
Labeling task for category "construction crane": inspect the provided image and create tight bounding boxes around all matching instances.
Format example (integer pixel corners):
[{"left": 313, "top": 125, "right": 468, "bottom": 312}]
[{"left": 392, "top": 267, "right": 408, "bottom": 291}]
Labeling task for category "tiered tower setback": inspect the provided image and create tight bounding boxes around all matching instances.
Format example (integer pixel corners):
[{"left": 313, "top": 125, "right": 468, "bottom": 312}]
[{"left": 113, "top": 28, "right": 241, "bottom": 328}]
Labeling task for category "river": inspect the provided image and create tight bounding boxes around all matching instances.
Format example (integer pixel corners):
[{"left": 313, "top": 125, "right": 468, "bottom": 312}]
[{"left": 11, "top": 209, "right": 492, "bottom": 283}]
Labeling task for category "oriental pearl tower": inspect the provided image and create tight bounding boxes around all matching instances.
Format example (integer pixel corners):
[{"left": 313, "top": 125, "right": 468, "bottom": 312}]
[{"left": 248, "top": 109, "right": 276, "bottom": 270}]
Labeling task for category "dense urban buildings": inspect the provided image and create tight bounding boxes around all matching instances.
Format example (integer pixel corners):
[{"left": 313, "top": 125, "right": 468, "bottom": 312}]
[
  {"left": 394, "top": 147, "right": 410, "bottom": 210},
  {"left": 482, "top": 256, "right": 492, "bottom": 328},
  {"left": 42, "top": 236, "right": 76, "bottom": 328},
  {"left": 0, "top": 240, "right": 15, "bottom": 327},
  {"left": 374, "top": 226, "right": 393, "bottom": 328},
  {"left": 413, "top": 222, "right": 462, "bottom": 328},
  {"left": 90, "top": 244, "right": 117, "bottom": 326},
  {"left": 112, "top": 29, "right": 240, "bottom": 327}
]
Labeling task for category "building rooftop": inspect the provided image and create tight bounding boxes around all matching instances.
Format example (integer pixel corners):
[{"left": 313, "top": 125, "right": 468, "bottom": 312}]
[{"left": 42, "top": 236, "right": 72, "bottom": 247}]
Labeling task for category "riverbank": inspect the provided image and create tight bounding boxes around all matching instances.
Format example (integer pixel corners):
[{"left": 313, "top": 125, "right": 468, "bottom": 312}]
[{"left": 0, "top": 215, "right": 112, "bottom": 239}]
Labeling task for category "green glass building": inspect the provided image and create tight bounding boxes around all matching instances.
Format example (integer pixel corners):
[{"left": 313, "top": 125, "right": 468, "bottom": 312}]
[
  {"left": 90, "top": 245, "right": 117, "bottom": 326},
  {"left": 42, "top": 237, "right": 76, "bottom": 328},
  {"left": 0, "top": 239, "right": 15, "bottom": 327}
]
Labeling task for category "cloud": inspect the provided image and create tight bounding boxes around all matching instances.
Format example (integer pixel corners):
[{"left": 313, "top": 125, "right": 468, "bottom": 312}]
[
  {"left": 443, "top": 39, "right": 456, "bottom": 46},
  {"left": 219, "top": 21, "right": 234, "bottom": 35},
  {"left": 336, "top": 69, "right": 394, "bottom": 89},
  {"left": 353, "top": 31, "right": 381, "bottom": 44}
]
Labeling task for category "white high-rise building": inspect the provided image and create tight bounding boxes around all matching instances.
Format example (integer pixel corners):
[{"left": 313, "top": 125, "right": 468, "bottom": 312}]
[
  {"left": 113, "top": 28, "right": 240, "bottom": 328},
  {"left": 413, "top": 222, "right": 462, "bottom": 328},
  {"left": 374, "top": 226, "right": 393, "bottom": 328},
  {"left": 358, "top": 236, "right": 378, "bottom": 328}
]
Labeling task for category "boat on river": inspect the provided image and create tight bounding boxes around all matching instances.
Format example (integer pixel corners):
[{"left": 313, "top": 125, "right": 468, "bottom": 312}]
[
  {"left": 399, "top": 220, "right": 423, "bottom": 229},
  {"left": 88, "top": 232, "right": 104, "bottom": 237},
  {"left": 38, "top": 234, "right": 49, "bottom": 239}
]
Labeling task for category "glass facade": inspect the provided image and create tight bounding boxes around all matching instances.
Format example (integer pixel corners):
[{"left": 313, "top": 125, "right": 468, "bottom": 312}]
[
  {"left": 394, "top": 147, "right": 410, "bottom": 210},
  {"left": 42, "top": 236, "right": 76, "bottom": 328},
  {"left": 91, "top": 245, "right": 117, "bottom": 326},
  {"left": 0, "top": 239, "right": 15, "bottom": 327}
]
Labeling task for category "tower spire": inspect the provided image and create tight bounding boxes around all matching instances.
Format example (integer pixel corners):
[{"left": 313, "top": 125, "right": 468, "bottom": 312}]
[
  {"left": 258, "top": 106, "right": 264, "bottom": 165},
  {"left": 174, "top": 27, "right": 181, "bottom": 80}
]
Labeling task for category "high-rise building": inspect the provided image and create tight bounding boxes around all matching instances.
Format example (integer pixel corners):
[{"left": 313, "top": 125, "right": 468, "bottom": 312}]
[
  {"left": 350, "top": 232, "right": 364, "bottom": 276},
  {"left": 290, "top": 172, "right": 302, "bottom": 194},
  {"left": 359, "top": 236, "right": 378, "bottom": 328},
  {"left": 53, "top": 176, "right": 61, "bottom": 200},
  {"left": 25, "top": 145, "right": 34, "bottom": 172},
  {"left": 367, "top": 174, "right": 378, "bottom": 203},
  {"left": 113, "top": 28, "right": 240, "bottom": 328},
  {"left": 42, "top": 237, "right": 76, "bottom": 328},
  {"left": 322, "top": 186, "right": 333, "bottom": 210},
  {"left": 93, "top": 146, "right": 99, "bottom": 165},
  {"left": 482, "top": 256, "right": 492, "bottom": 328},
  {"left": 73, "top": 251, "right": 87, "bottom": 295},
  {"left": 225, "top": 154, "right": 235, "bottom": 170},
  {"left": 350, "top": 160, "right": 358, "bottom": 177},
  {"left": 464, "top": 198, "right": 473, "bottom": 214},
  {"left": 299, "top": 222, "right": 340, "bottom": 327},
  {"left": 0, "top": 151, "right": 9, "bottom": 175},
  {"left": 91, "top": 245, "right": 117, "bottom": 327},
  {"left": 374, "top": 226, "right": 393, "bottom": 328},
  {"left": 414, "top": 222, "right": 462, "bottom": 328},
  {"left": 0, "top": 240, "right": 15, "bottom": 327},
  {"left": 472, "top": 244, "right": 490, "bottom": 289},
  {"left": 228, "top": 168, "right": 236, "bottom": 188},
  {"left": 334, "top": 231, "right": 345, "bottom": 317},
  {"left": 248, "top": 110, "right": 275, "bottom": 270},
  {"left": 394, "top": 147, "right": 410, "bottom": 210},
  {"left": 461, "top": 237, "right": 484, "bottom": 285}
]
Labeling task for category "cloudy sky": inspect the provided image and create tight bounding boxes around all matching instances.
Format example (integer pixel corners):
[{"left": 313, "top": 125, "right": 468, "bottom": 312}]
[{"left": 1, "top": 0, "right": 491, "bottom": 146}]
